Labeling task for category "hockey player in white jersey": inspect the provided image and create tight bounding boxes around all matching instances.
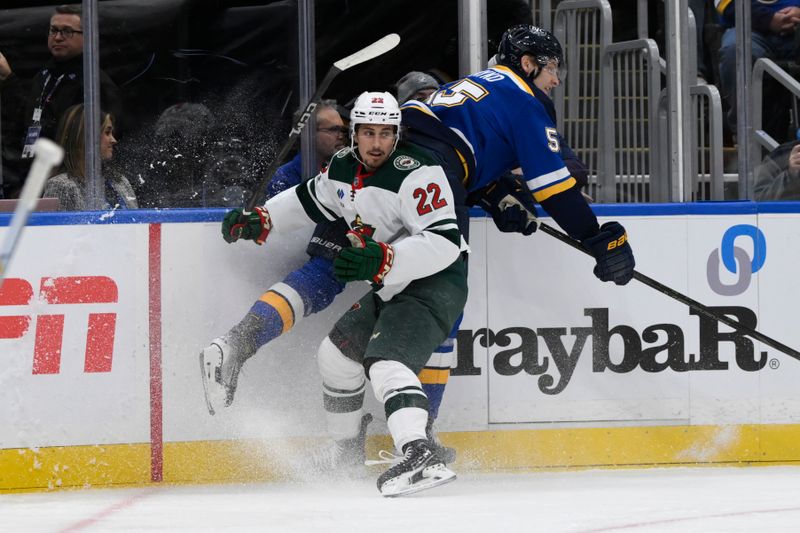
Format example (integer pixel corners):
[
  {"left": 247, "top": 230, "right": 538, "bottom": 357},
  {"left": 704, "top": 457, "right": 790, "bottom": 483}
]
[{"left": 211, "top": 91, "right": 467, "bottom": 496}]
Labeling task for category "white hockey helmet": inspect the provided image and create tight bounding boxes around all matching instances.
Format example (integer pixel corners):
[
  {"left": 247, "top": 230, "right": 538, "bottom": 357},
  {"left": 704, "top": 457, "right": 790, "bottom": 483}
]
[{"left": 349, "top": 91, "right": 402, "bottom": 132}]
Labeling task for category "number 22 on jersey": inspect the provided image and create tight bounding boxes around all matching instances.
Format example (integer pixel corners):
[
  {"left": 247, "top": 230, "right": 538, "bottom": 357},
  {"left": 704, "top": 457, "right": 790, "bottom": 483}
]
[{"left": 414, "top": 183, "right": 448, "bottom": 215}]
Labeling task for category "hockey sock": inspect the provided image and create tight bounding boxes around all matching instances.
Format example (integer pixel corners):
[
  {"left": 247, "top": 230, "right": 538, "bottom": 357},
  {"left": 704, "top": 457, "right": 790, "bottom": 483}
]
[
  {"left": 418, "top": 314, "right": 462, "bottom": 419},
  {"left": 370, "top": 359, "right": 429, "bottom": 451},
  {"left": 317, "top": 337, "right": 366, "bottom": 440}
]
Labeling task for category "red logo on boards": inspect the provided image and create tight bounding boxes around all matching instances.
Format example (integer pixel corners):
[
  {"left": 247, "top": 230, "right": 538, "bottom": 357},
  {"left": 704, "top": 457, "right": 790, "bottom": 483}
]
[{"left": 0, "top": 276, "right": 119, "bottom": 374}]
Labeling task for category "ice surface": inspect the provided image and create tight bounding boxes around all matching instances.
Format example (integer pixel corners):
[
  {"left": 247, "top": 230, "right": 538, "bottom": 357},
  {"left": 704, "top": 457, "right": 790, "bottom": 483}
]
[{"left": 3, "top": 466, "right": 800, "bottom": 532}]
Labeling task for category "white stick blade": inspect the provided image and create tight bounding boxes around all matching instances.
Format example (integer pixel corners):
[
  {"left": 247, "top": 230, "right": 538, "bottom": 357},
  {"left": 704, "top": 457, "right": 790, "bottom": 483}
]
[
  {"left": 0, "top": 138, "right": 64, "bottom": 278},
  {"left": 33, "top": 138, "right": 64, "bottom": 167},
  {"left": 333, "top": 33, "right": 400, "bottom": 71}
]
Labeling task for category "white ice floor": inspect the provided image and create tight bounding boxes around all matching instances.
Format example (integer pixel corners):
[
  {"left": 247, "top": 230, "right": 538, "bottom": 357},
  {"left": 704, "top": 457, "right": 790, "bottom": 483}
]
[{"left": 3, "top": 466, "right": 800, "bottom": 532}]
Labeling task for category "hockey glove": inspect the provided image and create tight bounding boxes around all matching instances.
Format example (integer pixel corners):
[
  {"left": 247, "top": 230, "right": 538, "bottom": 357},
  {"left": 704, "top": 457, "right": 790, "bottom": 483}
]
[
  {"left": 477, "top": 174, "right": 538, "bottom": 235},
  {"left": 333, "top": 231, "right": 394, "bottom": 284},
  {"left": 221, "top": 207, "right": 272, "bottom": 245},
  {"left": 581, "top": 221, "right": 635, "bottom": 285}
]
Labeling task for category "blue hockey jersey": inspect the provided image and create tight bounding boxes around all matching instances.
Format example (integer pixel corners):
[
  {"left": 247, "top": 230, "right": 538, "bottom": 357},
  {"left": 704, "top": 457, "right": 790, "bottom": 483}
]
[{"left": 402, "top": 65, "right": 576, "bottom": 203}]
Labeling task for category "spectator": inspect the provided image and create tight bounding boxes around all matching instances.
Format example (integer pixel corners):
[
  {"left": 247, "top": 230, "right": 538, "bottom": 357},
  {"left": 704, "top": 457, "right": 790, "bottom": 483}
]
[
  {"left": 42, "top": 104, "right": 137, "bottom": 211},
  {"left": 137, "top": 102, "right": 218, "bottom": 207},
  {"left": 0, "top": 4, "right": 123, "bottom": 199},
  {"left": 753, "top": 139, "right": 800, "bottom": 199},
  {"left": 266, "top": 100, "right": 347, "bottom": 198},
  {"left": 396, "top": 71, "right": 440, "bottom": 104},
  {"left": 691, "top": 0, "right": 711, "bottom": 83},
  {"left": 717, "top": 0, "right": 800, "bottom": 141}
]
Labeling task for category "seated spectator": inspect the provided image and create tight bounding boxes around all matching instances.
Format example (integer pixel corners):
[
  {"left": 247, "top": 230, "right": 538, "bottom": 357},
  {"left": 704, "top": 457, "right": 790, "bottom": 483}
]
[
  {"left": 0, "top": 4, "right": 123, "bottom": 199},
  {"left": 717, "top": 0, "right": 800, "bottom": 142},
  {"left": 43, "top": 104, "right": 137, "bottom": 210},
  {"left": 267, "top": 99, "right": 346, "bottom": 198},
  {"left": 753, "top": 140, "right": 800, "bottom": 200},
  {"left": 202, "top": 136, "right": 252, "bottom": 207},
  {"left": 396, "top": 71, "right": 440, "bottom": 104},
  {"left": 137, "top": 102, "right": 218, "bottom": 208},
  {"left": 690, "top": 0, "right": 711, "bottom": 84}
]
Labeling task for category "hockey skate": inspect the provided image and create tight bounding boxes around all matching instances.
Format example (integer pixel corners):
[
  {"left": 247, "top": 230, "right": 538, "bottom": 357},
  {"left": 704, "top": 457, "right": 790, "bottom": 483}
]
[
  {"left": 426, "top": 416, "right": 457, "bottom": 464},
  {"left": 199, "top": 337, "right": 244, "bottom": 415},
  {"left": 376, "top": 439, "right": 456, "bottom": 497},
  {"left": 308, "top": 413, "right": 373, "bottom": 476},
  {"left": 367, "top": 417, "right": 457, "bottom": 467}
]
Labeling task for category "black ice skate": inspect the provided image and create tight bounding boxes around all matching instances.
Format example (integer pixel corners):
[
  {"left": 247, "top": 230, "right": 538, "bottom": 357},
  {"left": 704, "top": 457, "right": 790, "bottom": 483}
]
[
  {"left": 376, "top": 439, "right": 456, "bottom": 497},
  {"left": 426, "top": 415, "right": 457, "bottom": 464},
  {"left": 309, "top": 413, "right": 373, "bottom": 475},
  {"left": 199, "top": 336, "right": 244, "bottom": 415}
]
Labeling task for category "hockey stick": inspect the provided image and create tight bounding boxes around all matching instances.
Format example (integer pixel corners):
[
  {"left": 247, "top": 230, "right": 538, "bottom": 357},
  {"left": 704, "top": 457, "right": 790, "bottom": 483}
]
[
  {"left": 244, "top": 33, "right": 401, "bottom": 212},
  {"left": 0, "top": 138, "right": 64, "bottom": 284},
  {"left": 537, "top": 221, "right": 800, "bottom": 362}
]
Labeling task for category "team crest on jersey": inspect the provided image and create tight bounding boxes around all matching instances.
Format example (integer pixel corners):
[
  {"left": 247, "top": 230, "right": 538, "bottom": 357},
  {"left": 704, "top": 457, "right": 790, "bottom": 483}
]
[
  {"left": 350, "top": 215, "right": 376, "bottom": 238},
  {"left": 393, "top": 155, "right": 420, "bottom": 171}
]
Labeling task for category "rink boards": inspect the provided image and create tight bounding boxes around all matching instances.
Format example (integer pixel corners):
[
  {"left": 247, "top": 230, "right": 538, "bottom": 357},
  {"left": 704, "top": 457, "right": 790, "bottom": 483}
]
[{"left": 2, "top": 203, "right": 800, "bottom": 491}]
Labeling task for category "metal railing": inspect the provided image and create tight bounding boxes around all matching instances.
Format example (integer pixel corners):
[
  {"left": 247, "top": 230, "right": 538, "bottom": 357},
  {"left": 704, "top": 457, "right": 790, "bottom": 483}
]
[
  {"left": 750, "top": 58, "right": 800, "bottom": 192},
  {"left": 552, "top": 0, "right": 611, "bottom": 200},
  {"left": 602, "top": 39, "right": 661, "bottom": 202}
]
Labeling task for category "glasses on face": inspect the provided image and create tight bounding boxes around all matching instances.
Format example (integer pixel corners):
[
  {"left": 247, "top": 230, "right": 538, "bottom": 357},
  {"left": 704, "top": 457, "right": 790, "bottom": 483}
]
[
  {"left": 49, "top": 26, "right": 83, "bottom": 39},
  {"left": 318, "top": 126, "right": 349, "bottom": 137}
]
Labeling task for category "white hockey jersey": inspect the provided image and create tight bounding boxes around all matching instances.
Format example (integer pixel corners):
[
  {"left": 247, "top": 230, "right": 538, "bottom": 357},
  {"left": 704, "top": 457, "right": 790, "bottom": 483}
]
[{"left": 265, "top": 143, "right": 469, "bottom": 300}]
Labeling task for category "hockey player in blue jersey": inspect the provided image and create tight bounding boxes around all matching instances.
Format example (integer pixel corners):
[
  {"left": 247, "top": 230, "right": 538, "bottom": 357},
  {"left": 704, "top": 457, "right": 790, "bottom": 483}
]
[{"left": 401, "top": 24, "right": 634, "bottom": 280}]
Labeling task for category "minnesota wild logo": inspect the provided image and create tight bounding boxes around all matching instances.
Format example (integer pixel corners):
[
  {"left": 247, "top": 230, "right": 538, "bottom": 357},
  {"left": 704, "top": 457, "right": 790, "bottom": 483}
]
[
  {"left": 350, "top": 214, "right": 376, "bottom": 238},
  {"left": 393, "top": 155, "right": 420, "bottom": 170}
]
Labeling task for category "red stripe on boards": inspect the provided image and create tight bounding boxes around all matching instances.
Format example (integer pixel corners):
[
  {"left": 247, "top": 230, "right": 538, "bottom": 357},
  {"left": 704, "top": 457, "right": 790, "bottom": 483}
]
[{"left": 148, "top": 224, "right": 163, "bottom": 482}]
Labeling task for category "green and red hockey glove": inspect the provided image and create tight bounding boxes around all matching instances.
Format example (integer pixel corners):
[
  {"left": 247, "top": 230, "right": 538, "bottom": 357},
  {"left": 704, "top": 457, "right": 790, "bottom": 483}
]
[
  {"left": 333, "top": 231, "right": 394, "bottom": 284},
  {"left": 581, "top": 221, "right": 635, "bottom": 285},
  {"left": 221, "top": 207, "right": 272, "bottom": 244}
]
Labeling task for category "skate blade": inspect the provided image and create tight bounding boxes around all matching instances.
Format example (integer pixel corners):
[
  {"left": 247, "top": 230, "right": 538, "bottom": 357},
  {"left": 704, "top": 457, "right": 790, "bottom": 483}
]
[
  {"left": 199, "top": 347, "right": 226, "bottom": 415},
  {"left": 380, "top": 465, "right": 456, "bottom": 498}
]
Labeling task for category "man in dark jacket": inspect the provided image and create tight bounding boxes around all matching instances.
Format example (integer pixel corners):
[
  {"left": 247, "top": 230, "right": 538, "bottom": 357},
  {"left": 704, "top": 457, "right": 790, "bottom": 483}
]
[{"left": 0, "top": 4, "right": 122, "bottom": 198}]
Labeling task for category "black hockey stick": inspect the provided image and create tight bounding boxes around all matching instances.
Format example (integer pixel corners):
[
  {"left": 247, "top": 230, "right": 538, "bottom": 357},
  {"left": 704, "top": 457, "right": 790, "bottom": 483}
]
[
  {"left": 244, "top": 33, "right": 401, "bottom": 212},
  {"left": 537, "top": 221, "right": 800, "bottom": 362}
]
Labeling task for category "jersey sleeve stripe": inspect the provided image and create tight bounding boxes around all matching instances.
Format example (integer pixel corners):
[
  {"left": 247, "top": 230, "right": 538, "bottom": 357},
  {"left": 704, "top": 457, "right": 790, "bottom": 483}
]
[
  {"left": 533, "top": 176, "right": 577, "bottom": 202},
  {"left": 491, "top": 65, "right": 535, "bottom": 97},
  {"left": 426, "top": 218, "right": 458, "bottom": 229},
  {"left": 526, "top": 166, "right": 572, "bottom": 192},
  {"left": 296, "top": 179, "right": 338, "bottom": 223},
  {"left": 428, "top": 227, "right": 461, "bottom": 247}
]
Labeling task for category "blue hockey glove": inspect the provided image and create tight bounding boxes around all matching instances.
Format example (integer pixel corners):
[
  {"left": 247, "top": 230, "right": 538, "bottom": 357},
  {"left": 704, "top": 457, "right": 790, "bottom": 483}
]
[
  {"left": 581, "top": 221, "right": 635, "bottom": 285},
  {"left": 334, "top": 231, "right": 394, "bottom": 284},
  {"left": 477, "top": 174, "right": 538, "bottom": 235},
  {"left": 221, "top": 207, "right": 272, "bottom": 244}
]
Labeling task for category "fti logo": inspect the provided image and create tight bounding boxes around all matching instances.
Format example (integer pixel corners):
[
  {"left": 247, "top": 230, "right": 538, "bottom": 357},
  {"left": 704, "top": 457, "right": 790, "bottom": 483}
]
[
  {"left": 0, "top": 276, "right": 119, "bottom": 374},
  {"left": 707, "top": 224, "right": 767, "bottom": 296}
]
